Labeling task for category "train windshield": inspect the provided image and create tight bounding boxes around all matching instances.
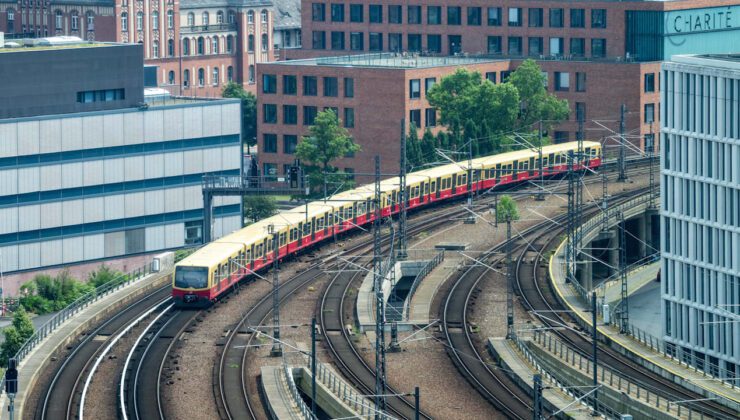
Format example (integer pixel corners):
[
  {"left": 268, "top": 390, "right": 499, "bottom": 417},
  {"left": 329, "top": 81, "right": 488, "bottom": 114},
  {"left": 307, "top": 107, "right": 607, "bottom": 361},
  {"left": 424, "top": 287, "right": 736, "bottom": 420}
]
[{"left": 174, "top": 266, "right": 208, "bottom": 289}]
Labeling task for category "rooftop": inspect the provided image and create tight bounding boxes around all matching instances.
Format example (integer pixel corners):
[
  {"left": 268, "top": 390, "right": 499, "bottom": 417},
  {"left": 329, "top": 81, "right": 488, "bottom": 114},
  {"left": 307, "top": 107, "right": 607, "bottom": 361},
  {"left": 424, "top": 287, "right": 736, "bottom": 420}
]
[
  {"left": 273, "top": 0, "right": 300, "bottom": 30},
  {"left": 271, "top": 53, "right": 504, "bottom": 69},
  {"left": 669, "top": 53, "right": 740, "bottom": 71},
  {"left": 0, "top": 37, "right": 116, "bottom": 53}
]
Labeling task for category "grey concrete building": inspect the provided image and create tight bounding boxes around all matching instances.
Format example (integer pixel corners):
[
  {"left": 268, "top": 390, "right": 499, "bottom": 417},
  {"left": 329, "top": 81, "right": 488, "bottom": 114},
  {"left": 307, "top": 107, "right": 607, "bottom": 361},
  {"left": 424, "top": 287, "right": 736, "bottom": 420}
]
[{"left": 661, "top": 54, "right": 740, "bottom": 379}]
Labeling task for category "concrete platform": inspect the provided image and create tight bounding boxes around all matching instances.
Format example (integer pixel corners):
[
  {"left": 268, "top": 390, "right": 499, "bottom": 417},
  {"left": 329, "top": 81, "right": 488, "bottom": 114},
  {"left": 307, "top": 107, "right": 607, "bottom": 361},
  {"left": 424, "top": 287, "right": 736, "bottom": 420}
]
[
  {"left": 1, "top": 258, "right": 173, "bottom": 419},
  {"left": 550, "top": 240, "right": 740, "bottom": 412},
  {"left": 408, "top": 256, "right": 461, "bottom": 325},
  {"left": 260, "top": 366, "right": 307, "bottom": 420}
]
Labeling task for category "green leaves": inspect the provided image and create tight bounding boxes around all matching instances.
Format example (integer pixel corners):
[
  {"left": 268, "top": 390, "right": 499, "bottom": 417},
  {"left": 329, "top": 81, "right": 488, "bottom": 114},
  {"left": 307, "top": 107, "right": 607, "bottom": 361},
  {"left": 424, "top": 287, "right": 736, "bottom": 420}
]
[
  {"left": 496, "top": 195, "right": 520, "bottom": 223},
  {"left": 1, "top": 307, "right": 35, "bottom": 366},
  {"left": 243, "top": 195, "right": 278, "bottom": 224},
  {"left": 222, "top": 82, "right": 257, "bottom": 146}
]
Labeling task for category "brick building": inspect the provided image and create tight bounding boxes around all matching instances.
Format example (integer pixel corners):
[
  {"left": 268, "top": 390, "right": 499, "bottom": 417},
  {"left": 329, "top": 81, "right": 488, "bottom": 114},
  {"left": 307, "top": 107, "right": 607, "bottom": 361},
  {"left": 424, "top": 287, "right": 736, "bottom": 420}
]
[
  {"left": 0, "top": 0, "right": 277, "bottom": 96},
  {"left": 256, "top": 53, "right": 660, "bottom": 177}
]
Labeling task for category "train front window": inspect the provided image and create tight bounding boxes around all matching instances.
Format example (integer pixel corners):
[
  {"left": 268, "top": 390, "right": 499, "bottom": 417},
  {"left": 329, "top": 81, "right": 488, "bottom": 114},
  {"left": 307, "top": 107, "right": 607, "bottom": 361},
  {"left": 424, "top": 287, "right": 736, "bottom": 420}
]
[{"left": 175, "top": 266, "right": 208, "bottom": 289}]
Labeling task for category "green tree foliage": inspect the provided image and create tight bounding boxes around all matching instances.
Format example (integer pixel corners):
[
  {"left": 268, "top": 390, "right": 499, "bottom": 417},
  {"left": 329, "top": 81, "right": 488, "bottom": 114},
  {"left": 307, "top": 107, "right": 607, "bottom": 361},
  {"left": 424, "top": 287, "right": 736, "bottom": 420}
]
[
  {"left": 1, "top": 307, "right": 35, "bottom": 365},
  {"left": 496, "top": 195, "right": 520, "bottom": 222},
  {"left": 508, "top": 60, "right": 570, "bottom": 131},
  {"left": 406, "top": 124, "right": 424, "bottom": 169},
  {"left": 19, "top": 271, "right": 93, "bottom": 315},
  {"left": 243, "top": 195, "right": 278, "bottom": 224},
  {"left": 87, "top": 265, "right": 125, "bottom": 289},
  {"left": 222, "top": 82, "right": 257, "bottom": 146},
  {"left": 296, "top": 109, "right": 360, "bottom": 194}
]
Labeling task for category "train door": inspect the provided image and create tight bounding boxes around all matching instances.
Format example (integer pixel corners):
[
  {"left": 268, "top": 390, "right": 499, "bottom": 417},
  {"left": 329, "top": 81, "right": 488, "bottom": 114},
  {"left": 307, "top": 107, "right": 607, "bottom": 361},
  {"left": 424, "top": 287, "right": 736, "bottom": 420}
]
[
  {"left": 495, "top": 164, "right": 501, "bottom": 182},
  {"left": 512, "top": 161, "right": 519, "bottom": 180},
  {"left": 297, "top": 222, "right": 303, "bottom": 245},
  {"left": 424, "top": 182, "right": 430, "bottom": 200},
  {"left": 311, "top": 217, "right": 316, "bottom": 240},
  {"left": 249, "top": 244, "right": 255, "bottom": 269},
  {"left": 366, "top": 198, "right": 372, "bottom": 217},
  {"left": 419, "top": 182, "right": 425, "bottom": 203},
  {"left": 529, "top": 157, "right": 535, "bottom": 176},
  {"left": 451, "top": 174, "right": 457, "bottom": 194},
  {"left": 352, "top": 202, "right": 358, "bottom": 224}
]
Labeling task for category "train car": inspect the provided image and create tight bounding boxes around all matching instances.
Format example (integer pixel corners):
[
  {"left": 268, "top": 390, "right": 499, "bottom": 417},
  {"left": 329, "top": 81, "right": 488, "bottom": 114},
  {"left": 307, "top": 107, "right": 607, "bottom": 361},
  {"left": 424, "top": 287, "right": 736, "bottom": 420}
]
[{"left": 173, "top": 141, "right": 601, "bottom": 307}]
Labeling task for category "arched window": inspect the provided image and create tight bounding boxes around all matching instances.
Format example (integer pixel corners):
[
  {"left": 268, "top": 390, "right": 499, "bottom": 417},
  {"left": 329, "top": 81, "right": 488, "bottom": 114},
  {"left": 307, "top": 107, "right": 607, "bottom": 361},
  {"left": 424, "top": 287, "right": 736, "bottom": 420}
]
[
  {"left": 168, "top": 39, "right": 174, "bottom": 56},
  {"left": 197, "top": 36, "right": 204, "bottom": 54},
  {"left": 71, "top": 11, "right": 78, "bottom": 30},
  {"left": 152, "top": 40, "right": 159, "bottom": 58},
  {"left": 228, "top": 11, "right": 235, "bottom": 24},
  {"left": 261, "top": 9, "right": 268, "bottom": 23},
  {"left": 55, "top": 10, "right": 63, "bottom": 30},
  {"left": 167, "top": 10, "right": 174, "bottom": 28},
  {"left": 183, "top": 69, "right": 190, "bottom": 87},
  {"left": 182, "top": 38, "right": 190, "bottom": 55},
  {"left": 212, "top": 67, "right": 219, "bottom": 86},
  {"left": 226, "top": 35, "right": 233, "bottom": 53},
  {"left": 198, "top": 68, "right": 205, "bottom": 86},
  {"left": 217, "top": 11, "right": 224, "bottom": 24},
  {"left": 187, "top": 12, "right": 194, "bottom": 26},
  {"left": 248, "top": 34, "right": 254, "bottom": 51},
  {"left": 86, "top": 11, "right": 94, "bottom": 30},
  {"left": 261, "top": 33, "right": 268, "bottom": 51},
  {"left": 168, "top": 71, "right": 175, "bottom": 85},
  {"left": 227, "top": 66, "right": 233, "bottom": 82},
  {"left": 212, "top": 37, "right": 219, "bottom": 54},
  {"left": 151, "top": 11, "right": 159, "bottom": 30},
  {"left": 247, "top": 10, "right": 254, "bottom": 23},
  {"left": 7, "top": 9, "right": 15, "bottom": 33},
  {"left": 136, "top": 12, "right": 143, "bottom": 31},
  {"left": 248, "top": 65, "right": 255, "bottom": 83},
  {"left": 201, "top": 12, "right": 209, "bottom": 25}
]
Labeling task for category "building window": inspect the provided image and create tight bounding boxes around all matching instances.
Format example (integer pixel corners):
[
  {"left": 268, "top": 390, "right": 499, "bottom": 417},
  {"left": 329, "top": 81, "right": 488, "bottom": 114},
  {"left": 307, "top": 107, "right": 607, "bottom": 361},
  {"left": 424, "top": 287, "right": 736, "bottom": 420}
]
[
  {"left": 425, "top": 77, "right": 436, "bottom": 94},
  {"left": 262, "top": 74, "right": 277, "bottom": 93},
  {"left": 187, "top": 12, "right": 194, "bottom": 26},
  {"left": 591, "top": 38, "right": 606, "bottom": 58},
  {"left": 283, "top": 75, "right": 297, "bottom": 94},
  {"left": 508, "top": 36, "right": 522, "bottom": 55},
  {"left": 575, "top": 102, "right": 586, "bottom": 122},
  {"left": 165, "top": 39, "right": 173, "bottom": 56},
  {"left": 350, "top": 4, "right": 363, "bottom": 22},
  {"left": 350, "top": 32, "right": 364, "bottom": 50},
  {"left": 303, "top": 76, "right": 318, "bottom": 95},
  {"left": 197, "top": 37, "right": 205, "bottom": 54},
  {"left": 303, "top": 106, "right": 318, "bottom": 125},
  {"left": 227, "top": 66, "right": 233, "bottom": 82},
  {"left": 344, "top": 77, "right": 354, "bottom": 97},
  {"left": 344, "top": 108, "right": 355, "bottom": 128},
  {"left": 6, "top": 9, "right": 14, "bottom": 33},
  {"left": 528, "top": 37, "right": 543, "bottom": 56},
  {"left": 369, "top": 5, "right": 382, "bottom": 23},
  {"left": 184, "top": 221, "right": 203, "bottom": 245},
  {"left": 408, "top": 34, "right": 421, "bottom": 52},
  {"left": 213, "top": 37, "right": 219, "bottom": 54},
  {"left": 408, "top": 6, "right": 421, "bottom": 24},
  {"left": 151, "top": 11, "right": 159, "bottom": 30},
  {"left": 485, "top": 72, "right": 497, "bottom": 83},
  {"left": 554, "top": 131, "right": 569, "bottom": 142},
  {"left": 324, "top": 77, "right": 338, "bottom": 97},
  {"left": 261, "top": 33, "right": 268, "bottom": 51},
  {"left": 136, "top": 12, "right": 143, "bottom": 30},
  {"left": 227, "top": 35, "right": 233, "bottom": 53},
  {"left": 312, "top": 31, "right": 326, "bottom": 49},
  {"left": 549, "top": 8, "right": 563, "bottom": 28},
  {"left": 425, "top": 108, "right": 436, "bottom": 127},
  {"left": 500, "top": 71, "right": 511, "bottom": 82},
  {"left": 76, "top": 89, "right": 126, "bottom": 103},
  {"left": 331, "top": 31, "right": 345, "bottom": 50},
  {"left": 261, "top": 9, "right": 268, "bottom": 23},
  {"left": 570, "top": 9, "right": 584, "bottom": 28},
  {"left": 427, "top": 6, "right": 441, "bottom": 25},
  {"left": 312, "top": 3, "right": 325, "bottom": 21},
  {"left": 467, "top": 7, "right": 481, "bottom": 25},
  {"left": 183, "top": 69, "right": 190, "bottom": 87},
  {"left": 198, "top": 68, "right": 205, "bottom": 86},
  {"left": 409, "top": 79, "right": 421, "bottom": 99},
  {"left": 487, "top": 7, "right": 501, "bottom": 26},
  {"left": 228, "top": 11, "right": 236, "bottom": 24},
  {"left": 644, "top": 73, "right": 655, "bottom": 92},
  {"left": 427, "top": 34, "right": 441, "bottom": 53},
  {"left": 528, "top": 8, "right": 543, "bottom": 27},
  {"left": 152, "top": 40, "right": 159, "bottom": 58},
  {"left": 487, "top": 36, "right": 502, "bottom": 54},
  {"left": 71, "top": 11, "right": 79, "bottom": 30},
  {"left": 168, "top": 71, "right": 175, "bottom": 84},
  {"left": 644, "top": 103, "right": 655, "bottom": 123},
  {"left": 247, "top": 10, "right": 254, "bottom": 23},
  {"left": 389, "top": 33, "right": 402, "bottom": 52},
  {"left": 570, "top": 38, "right": 585, "bottom": 56},
  {"left": 549, "top": 37, "right": 563, "bottom": 56},
  {"left": 283, "top": 105, "right": 298, "bottom": 124},
  {"left": 508, "top": 8, "right": 522, "bottom": 26},
  {"left": 86, "top": 11, "right": 94, "bottom": 30},
  {"left": 576, "top": 72, "right": 586, "bottom": 92},
  {"left": 212, "top": 67, "right": 219, "bottom": 85},
  {"left": 591, "top": 9, "right": 607, "bottom": 28},
  {"left": 409, "top": 109, "right": 421, "bottom": 128},
  {"left": 263, "top": 163, "right": 277, "bottom": 177},
  {"left": 202, "top": 11, "right": 209, "bottom": 25},
  {"left": 331, "top": 3, "right": 344, "bottom": 22},
  {"left": 217, "top": 11, "right": 224, "bottom": 24},
  {"left": 447, "top": 6, "right": 461, "bottom": 25},
  {"left": 248, "top": 34, "right": 255, "bottom": 51},
  {"left": 554, "top": 72, "right": 569, "bottom": 91},
  {"left": 263, "top": 104, "right": 277, "bottom": 123},
  {"left": 369, "top": 32, "right": 382, "bottom": 51},
  {"left": 263, "top": 134, "right": 278, "bottom": 153},
  {"left": 248, "top": 65, "right": 255, "bottom": 83},
  {"left": 388, "top": 5, "right": 402, "bottom": 24},
  {"left": 120, "top": 11, "right": 126, "bottom": 31},
  {"left": 283, "top": 135, "right": 298, "bottom": 154}
]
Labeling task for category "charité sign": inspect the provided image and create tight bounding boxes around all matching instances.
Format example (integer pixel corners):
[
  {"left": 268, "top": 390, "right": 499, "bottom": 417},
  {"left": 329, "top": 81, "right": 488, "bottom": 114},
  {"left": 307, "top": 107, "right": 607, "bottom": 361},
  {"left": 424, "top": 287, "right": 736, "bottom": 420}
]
[{"left": 666, "top": 6, "right": 738, "bottom": 35}]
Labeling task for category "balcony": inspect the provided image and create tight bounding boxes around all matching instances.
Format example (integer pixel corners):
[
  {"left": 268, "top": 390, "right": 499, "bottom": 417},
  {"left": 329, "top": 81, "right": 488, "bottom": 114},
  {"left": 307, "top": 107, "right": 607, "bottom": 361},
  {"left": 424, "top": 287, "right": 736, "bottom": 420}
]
[{"left": 181, "top": 23, "right": 237, "bottom": 34}]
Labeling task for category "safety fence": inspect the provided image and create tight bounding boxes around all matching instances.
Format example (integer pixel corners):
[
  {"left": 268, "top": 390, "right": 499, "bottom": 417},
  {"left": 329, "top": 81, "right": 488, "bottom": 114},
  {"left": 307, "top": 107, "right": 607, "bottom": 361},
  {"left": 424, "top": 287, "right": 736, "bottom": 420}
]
[
  {"left": 281, "top": 364, "right": 317, "bottom": 420},
  {"left": 403, "top": 249, "right": 445, "bottom": 321}
]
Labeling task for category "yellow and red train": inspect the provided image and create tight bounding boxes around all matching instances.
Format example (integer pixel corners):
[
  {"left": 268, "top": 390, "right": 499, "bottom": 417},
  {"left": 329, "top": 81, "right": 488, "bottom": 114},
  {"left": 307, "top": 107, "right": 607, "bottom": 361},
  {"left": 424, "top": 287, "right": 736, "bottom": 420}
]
[{"left": 173, "top": 141, "right": 601, "bottom": 307}]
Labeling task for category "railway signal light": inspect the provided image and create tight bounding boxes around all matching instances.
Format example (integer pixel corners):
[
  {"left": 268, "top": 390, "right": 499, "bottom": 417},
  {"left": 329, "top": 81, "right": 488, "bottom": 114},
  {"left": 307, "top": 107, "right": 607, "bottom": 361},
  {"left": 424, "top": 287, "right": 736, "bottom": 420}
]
[
  {"left": 289, "top": 166, "right": 299, "bottom": 188},
  {"left": 5, "top": 358, "right": 18, "bottom": 394}
]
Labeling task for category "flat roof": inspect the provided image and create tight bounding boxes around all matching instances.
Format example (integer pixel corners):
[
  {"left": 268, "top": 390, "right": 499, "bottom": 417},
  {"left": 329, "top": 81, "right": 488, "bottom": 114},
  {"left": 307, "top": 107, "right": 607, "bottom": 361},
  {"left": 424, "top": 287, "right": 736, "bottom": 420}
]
[
  {"left": 0, "top": 39, "right": 119, "bottom": 53},
  {"left": 668, "top": 53, "right": 740, "bottom": 71},
  {"left": 272, "top": 53, "right": 504, "bottom": 69}
]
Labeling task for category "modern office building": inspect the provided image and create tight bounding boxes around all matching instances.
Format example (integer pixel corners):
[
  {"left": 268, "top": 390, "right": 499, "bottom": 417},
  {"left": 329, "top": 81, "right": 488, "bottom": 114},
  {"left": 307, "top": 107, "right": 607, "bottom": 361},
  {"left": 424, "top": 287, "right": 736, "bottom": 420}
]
[
  {"left": 256, "top": 53, "right": 657, "bottom": 175},
  {"left": 661, "top": 54, "right": 740, "bottom": 379},
  {"left": 0, "top": 41, "right": 242, "bottom": 277}
]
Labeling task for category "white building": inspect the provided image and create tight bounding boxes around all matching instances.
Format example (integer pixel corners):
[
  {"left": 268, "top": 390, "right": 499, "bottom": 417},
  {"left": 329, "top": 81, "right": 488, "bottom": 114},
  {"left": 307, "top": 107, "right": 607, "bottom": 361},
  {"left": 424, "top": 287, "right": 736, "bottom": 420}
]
[
  {"left": 661, "top": 54, "right": 740, "bottom": 380},
  {"left": 0, "top": 99, "right": 243, "bottom": 274}
]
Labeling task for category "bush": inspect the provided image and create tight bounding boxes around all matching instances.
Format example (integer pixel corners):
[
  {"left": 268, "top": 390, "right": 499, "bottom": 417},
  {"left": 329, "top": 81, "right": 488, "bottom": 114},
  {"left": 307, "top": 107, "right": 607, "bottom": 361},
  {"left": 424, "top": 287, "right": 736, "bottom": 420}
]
[
  {"left": 18, "top": 270, "right": 93, "bottom": 315},
  {"left": 0, "top": 307, "right": 35, "bottom": 366},
  {"left": 87, "top": 265, "right": 125, "bottom": 289}
]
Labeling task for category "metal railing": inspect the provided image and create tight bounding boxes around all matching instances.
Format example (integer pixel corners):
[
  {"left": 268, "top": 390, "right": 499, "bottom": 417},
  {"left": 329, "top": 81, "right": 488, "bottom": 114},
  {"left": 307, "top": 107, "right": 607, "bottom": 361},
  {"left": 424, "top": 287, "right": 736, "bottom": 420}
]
[
  {"left": 282, "top": 364, "right": 317, "bottom": 420},
  {"left": 180, "top": 23, "right": 237, "bottom": 33},
  {"left": 404, "top": 250, "right": 445, "bottom": 320},
  {"left": 311, "top": 361, "right": 376, "bottom": 417}
]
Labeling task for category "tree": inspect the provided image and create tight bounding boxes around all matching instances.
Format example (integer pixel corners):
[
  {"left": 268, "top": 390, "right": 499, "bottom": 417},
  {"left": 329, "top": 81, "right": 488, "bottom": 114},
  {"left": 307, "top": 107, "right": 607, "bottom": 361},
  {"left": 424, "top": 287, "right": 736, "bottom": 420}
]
[
  {"left": 420, "top": 129, "right": 437, "bottom": 164},
  {"left": 222, "top": 82, "right": 257, "bottom": 146},
  {"left": 406, "top": 124, "right": 423, "bottom": 169},
  {"left": 508, "top": 60, "right": 570, "bottom": 131},
  {"left": 243, "top": 195, "right": 278, "bottom": 224},
  {"left": 496, "top": 195, "right": 520, "bottom": 222},
  {"left": 1, "top": 307, "right": 34, "bottom": 365},
  {"left": 296, "top": 109, "right": 360, "bottom": 193},
  {"left": 88, "top": 265, "right": 124, "bottom": 289}
]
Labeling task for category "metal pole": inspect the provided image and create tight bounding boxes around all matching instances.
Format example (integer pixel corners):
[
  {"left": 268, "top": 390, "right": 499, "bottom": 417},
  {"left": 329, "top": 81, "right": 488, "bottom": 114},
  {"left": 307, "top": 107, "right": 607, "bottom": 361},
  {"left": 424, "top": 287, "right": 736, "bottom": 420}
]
[
  {"left": 414, "top": 386, "right": 420, "bottom": 420},
  {"left": 373, "top": 155, "right": 387, "bottom": 418},
  {"left": 533, "top": 374, "right": 542, "bottom": 420},
  {"left": 398, "top": 119, "right": 408, "bottom": 260},
  {"left": 617, "top": 104, "right": 628, "bottom": 182},
  {"left": 465, "top": 139, "right": 475, "bottom": 223},
  {"left": 8, "top": 394, "right": 14, "bottom": 420},
  {"left": 591, "top": 292, "right": 599, "bottom": 414},
  {"left": 619, "top": 212, "right": 629, "bottom": 333},
  {"left": 270, "top": 226, "right": 282, "bottom": 356},
  {"left": 202, "top": 190, "right": 213, "bottom": 243},
  {"left": 536, "top": 120, "right": 545, "bottom": 201},
  {"left": 566, "top": 151, "right": 575, "bottom": 282},
  {"left": 648, "top": 121, "right": 656, "bottom": 204},
  {"left": 311, "top": 316, "right": 317, "bottom": 416},
  {"left": 506, "top": 217, "right": 514, "bottom": 338}
]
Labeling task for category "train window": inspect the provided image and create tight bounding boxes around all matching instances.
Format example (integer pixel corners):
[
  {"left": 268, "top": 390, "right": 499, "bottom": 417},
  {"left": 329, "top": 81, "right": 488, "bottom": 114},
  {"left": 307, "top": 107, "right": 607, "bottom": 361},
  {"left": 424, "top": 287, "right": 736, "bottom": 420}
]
[
  {"left": 346, "top": 206, "right": 353, "bottom": 219},
  {"left": 555, "top": 154, "right": 561, "bottom": 165},
  {"left": 303, "top": 222, "right": 311, "bottom": 236},
  {"left": 327, "top": 213, "right": 333, "bottom": 226},
  {"left": 585, "top": 147, "right": 591, "bottom": 157},
  {"left": 543, "top": 157, "right": 548, "bottom": 168},
  {"left": 548, "top": 153, "right": 555, "bottom": 166},
  {"left": 246, "top": 250, "right": 251, "bottom": 263},
  {"left": 592, "top": 148, "right": 598, "bottom": 157},
  {"left": 280, "top": 232, "right": 287, "bottom": 246},
  {"left": 358, "top": 202, "right": 366, "bottom": 214},
  {"left": 459, "top": 174, "right": 466, "bottom": 185},
  {"left": 256, "top": 244, "right": 263, "bottom": 257},
  {"left": 414, "top": 186, "right": 420, "bottom": 197},
  {"left": 425, "top": 183, "right": 430, "bottom": 195},
  {"left": 430, "top": 181, "right": 436, "bottom": 192},
  {"left": 317, "top": 217, "right": 324, "bottom": 230},
  {"left": 507, "top": 164, "right": 512, "bottom": 174}
]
